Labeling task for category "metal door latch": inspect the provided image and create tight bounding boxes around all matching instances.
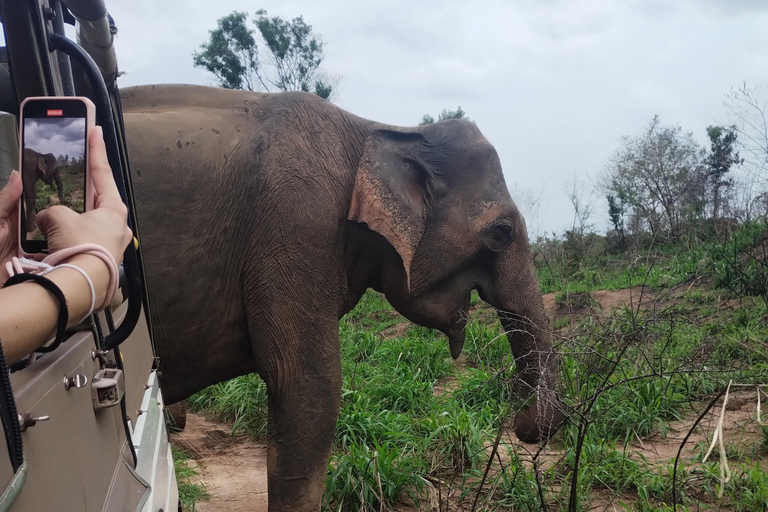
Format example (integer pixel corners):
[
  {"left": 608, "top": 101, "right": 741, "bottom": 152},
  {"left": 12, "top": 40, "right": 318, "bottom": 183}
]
[
  {"left": 64, "top": 374, "right": 88, "bottom": 390},
  {"left": 91, "top": 368, "right": 125, "bottom": 410}
]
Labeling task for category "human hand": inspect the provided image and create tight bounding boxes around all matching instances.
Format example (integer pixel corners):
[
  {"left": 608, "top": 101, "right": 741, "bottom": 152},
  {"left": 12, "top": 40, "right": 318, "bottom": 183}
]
[
  {"left": 36, "top": 126, "right": 132, "bottom": 265},
  {"left": 0, "top": 171, "right": 22, "bottom": 284}
]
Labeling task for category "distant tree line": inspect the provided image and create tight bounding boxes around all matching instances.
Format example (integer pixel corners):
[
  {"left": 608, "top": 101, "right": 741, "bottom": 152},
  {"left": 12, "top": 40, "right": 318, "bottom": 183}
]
[
  {"left": 600, "top": 115, "right": 748, "bottom": 249},
  {"left": 419, "top": 106, "right": 471, "bottom": 126}
]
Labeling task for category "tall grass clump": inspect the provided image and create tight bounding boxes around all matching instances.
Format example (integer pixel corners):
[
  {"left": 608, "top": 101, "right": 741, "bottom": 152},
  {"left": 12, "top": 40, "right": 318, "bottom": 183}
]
[
  {"left": 173, "top": 448, "right": 209, "bottom": 511},
  {"left": 709, "top": 219, "right": 768, "bottom": 306},
  {"left": 187, "top": 373, "right": 268, "bottom": 437},
  {"left": 323, "top": 439, "right": 426, "bottom": 512}
]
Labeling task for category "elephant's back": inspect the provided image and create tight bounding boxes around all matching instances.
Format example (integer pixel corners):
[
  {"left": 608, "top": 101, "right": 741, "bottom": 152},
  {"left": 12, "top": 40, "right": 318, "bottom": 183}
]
[
  {"left": 120, "top": 84, "right": 268, "bottom": 113},
  {"left": 121, "top": 84, "right": 370, "bottom": 267},
  {"left": 122, "top": 84, "right": 369, "bottom": 224}
]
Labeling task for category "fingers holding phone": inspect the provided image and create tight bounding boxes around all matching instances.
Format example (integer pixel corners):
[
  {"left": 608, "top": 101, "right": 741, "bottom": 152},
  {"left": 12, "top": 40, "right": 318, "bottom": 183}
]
[
  {"left": 11, "top": 97, "right": 130, "bottom": 266},
  {"left": 35, "top": 125, "right": 132, "bottom": 266},
  {"left": 0, "top": 171, "right": 22, "bottom": 283}
]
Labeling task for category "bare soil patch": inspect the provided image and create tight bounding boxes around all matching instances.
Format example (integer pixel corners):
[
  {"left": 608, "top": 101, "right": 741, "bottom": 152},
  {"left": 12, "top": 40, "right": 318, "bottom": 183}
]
[
  {"left": 173, "top": 413, "right": 268, "bottom": 512},
  {"left": 380, "top": 321, "right": 411, "bottom": 340},
  {"left": 543, "top": 286, "right": 651, "bottom": 330}
]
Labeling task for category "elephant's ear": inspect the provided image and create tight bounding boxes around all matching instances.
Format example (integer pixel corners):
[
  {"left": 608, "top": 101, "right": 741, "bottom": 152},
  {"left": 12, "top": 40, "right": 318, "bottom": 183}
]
[{"left": 348, "top": 129, "right": 433, "bottom": 290}]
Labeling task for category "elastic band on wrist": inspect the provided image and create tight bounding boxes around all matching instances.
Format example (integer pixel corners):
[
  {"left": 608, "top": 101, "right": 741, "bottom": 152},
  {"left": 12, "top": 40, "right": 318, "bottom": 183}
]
[{"left": 3, "top": 273, "right": 69, "bottom": 354}]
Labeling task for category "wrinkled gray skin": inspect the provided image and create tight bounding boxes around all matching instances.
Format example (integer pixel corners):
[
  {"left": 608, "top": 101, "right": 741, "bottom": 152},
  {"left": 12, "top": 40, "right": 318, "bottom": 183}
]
[
  {"left": 121, "top": 84, "right": 565, "bottom": 512},
  {"left": 22, "top": 147, "right": 63, "bottom": 231}
]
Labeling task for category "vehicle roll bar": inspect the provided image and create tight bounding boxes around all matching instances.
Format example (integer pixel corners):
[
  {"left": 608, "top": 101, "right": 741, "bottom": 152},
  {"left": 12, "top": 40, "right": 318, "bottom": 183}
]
[{"left": 60, "top": 0, "right": 118, "bottom": 90}]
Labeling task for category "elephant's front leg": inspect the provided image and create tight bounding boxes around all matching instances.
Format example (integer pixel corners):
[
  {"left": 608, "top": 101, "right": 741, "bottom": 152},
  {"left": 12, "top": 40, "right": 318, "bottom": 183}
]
[
  {"left": 249, "top": 294, "right": 342, "bottom": 511},
  {"left": 24, "top": 194, "right": 36, "bottom": 232},
  {"left": 54, "top": 173, "right": 65, "bottom": 205}
]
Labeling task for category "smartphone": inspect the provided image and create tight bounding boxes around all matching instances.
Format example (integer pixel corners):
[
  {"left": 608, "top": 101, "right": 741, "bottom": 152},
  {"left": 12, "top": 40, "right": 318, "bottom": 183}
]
[{"left": 18, "top": 96, "right": 95, "bottom": 255}]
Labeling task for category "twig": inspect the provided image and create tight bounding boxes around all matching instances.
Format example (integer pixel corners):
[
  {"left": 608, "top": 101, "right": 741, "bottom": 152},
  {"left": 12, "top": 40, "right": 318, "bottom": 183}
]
[
  {"left": 470, "top": 421, "right": 504, "bottom": 511},
  {"left": 533, "top": 451, "right": 549, "bottom": 512},
  {"left": 374, "top": 450, "right": 384, "bottom": 512},
  {"left": 672, "top": 387, "right": 728, "bottom": 508}
]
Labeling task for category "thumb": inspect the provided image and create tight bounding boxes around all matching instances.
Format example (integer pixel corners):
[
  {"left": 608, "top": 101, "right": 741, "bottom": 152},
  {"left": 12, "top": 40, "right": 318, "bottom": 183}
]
[
  {"left": 0, "top": 171, "right": 22, "bottom": 219},
  {"left": 35, "top": 205, "right": 76, "bottom": 239}
]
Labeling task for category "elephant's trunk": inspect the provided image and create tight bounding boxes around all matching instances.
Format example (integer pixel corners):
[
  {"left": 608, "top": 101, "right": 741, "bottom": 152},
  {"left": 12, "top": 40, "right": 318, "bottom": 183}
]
[
  {"left": 490, "top": 251, "right": 565, "bottom": 443},
  {"left": 499, "top": 307, "right": 564, "bottom": 443}
]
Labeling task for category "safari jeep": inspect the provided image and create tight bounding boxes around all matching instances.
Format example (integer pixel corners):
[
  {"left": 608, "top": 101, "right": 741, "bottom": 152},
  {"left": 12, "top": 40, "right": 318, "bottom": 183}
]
[{"left": 0, "top": 0, "right": 180, "bottom": 510}]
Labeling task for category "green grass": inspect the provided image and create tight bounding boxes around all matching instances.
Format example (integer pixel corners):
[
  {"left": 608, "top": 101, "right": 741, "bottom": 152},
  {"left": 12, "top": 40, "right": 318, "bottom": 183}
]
[
  {"left": 534, "top": 235, "right": 712, "bottom": 295},
  {"left": 173, "top": 448, "right": 209, "bottom": 512}
]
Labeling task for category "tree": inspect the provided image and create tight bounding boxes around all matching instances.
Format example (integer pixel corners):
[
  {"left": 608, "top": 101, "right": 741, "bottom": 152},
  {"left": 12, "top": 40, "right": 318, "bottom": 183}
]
[
  {"left": 602, "top": 115, "right": 707, "bottom": 237},
  {"left": 725, "top": 83, "right": 768, "bottom": 183},
  {"left": 192, "top": 12, "right": 258, "bottom": 91},
  {"left": 606, "top": 192, "right": 626, "bottom": 250},
  {"left": 705, "top": 125, "right": 742, "bottom": 219},
  {"left": 565, "top": 175, "right": 595, "bottom": 237},
  {"left": 193, "top": 10, "right": 340, "bottom": 100},
  {"left": 419, "top": 106, "right": 470, "bottom": 125},
  {"left": 723, "top": 83, "right": 768, "bottom": 222}
]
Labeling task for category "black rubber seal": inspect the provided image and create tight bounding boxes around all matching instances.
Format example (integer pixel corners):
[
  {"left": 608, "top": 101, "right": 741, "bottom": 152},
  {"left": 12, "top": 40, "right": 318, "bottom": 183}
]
[{"left": 0, "top": 338, "right": 23, "bottom": 473}]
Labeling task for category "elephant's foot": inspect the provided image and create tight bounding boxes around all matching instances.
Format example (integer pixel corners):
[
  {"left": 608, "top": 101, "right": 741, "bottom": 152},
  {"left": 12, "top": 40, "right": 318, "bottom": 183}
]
[{"left": 166, "top": 401, "right": 187, "bottom": 431}]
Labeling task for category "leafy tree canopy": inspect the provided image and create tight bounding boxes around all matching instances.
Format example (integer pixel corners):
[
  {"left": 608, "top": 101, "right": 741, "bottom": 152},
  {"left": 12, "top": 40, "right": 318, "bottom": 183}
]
[
  {"left": 419, "top": 106, "right": 471, "bottom": 125},
  {"left": 193, "top": 10, "right": 340, "bottom": 100},
  {"left": 705, "top": 125, "right": 742, "bottom": 218}
]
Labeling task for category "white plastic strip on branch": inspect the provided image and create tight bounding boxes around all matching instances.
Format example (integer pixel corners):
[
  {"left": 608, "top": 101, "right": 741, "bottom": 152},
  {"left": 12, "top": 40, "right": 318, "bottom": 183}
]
[
  {"left": 756, "top": 385, "right": 768, "bottom": 426},
  {"left": 702, "top": 380, "right": 732, "bottom": 498}
]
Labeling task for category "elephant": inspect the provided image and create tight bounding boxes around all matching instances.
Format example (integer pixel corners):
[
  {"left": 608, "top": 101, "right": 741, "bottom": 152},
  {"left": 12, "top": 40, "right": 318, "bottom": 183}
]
[
  {"left": 21, "top": 147, "right": 64, "bottom": 231},
  {"left": 120, "top": 84, "right": 565, "bottom": 512}
]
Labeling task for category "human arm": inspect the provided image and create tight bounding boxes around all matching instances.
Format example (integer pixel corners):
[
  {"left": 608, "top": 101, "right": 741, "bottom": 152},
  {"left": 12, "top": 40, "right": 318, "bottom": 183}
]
[
  {"left": 0, "top": 126, "right": 132, "bottom": 364},
  {"left": 0, "top": 255, "right": 110, "bottom": 363}
]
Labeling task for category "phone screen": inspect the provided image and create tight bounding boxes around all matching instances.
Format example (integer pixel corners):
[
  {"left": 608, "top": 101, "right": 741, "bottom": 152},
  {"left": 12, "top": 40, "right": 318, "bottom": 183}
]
[{"left": 20, "top": 99, "right": 88, "bottom": 253}]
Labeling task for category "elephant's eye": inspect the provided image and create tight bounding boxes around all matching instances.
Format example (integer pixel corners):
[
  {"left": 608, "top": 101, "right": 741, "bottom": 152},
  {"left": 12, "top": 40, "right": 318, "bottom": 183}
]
[{"left": 484, "top": 222, "right": 514, "bottom": 252}]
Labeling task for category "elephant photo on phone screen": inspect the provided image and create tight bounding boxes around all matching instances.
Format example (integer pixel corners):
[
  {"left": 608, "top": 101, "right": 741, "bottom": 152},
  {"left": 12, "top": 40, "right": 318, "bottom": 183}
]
[
  {"left": 21, "top": 148, "right": 64, "bottom": 231},
  {"left": 21, "top": 116, "right": 87, "bottom": 232},
  {"left": 122, "top": 84, "right": 566, "bottom": 512}
]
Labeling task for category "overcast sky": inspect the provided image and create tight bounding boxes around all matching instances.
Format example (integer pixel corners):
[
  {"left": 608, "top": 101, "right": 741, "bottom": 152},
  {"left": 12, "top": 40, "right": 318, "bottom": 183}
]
[
  {"left": 24, "top": 117, "right": 85, "bottom": 159},
  {"left": 96, "top": 0, "right": 768, "bottom": 235}
]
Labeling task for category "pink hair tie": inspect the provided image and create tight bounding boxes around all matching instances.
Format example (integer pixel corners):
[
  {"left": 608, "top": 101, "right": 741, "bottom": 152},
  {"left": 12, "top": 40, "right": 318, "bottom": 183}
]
[{"left": 5, "top": 244, "right": 119, "bottom": 312}]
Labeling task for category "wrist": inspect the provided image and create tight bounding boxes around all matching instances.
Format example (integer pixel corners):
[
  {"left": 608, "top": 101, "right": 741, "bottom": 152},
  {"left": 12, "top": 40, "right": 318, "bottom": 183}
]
[{"left": 46, "top": 254, "right": 110, "bottom": 326}]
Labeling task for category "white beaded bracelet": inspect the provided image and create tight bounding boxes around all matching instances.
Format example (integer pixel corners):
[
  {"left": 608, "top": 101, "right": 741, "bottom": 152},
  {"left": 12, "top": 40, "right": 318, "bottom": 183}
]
[
  {"left": 9, "top": 258, "right": 97, "bottom": 324},
  {"left": 43, "top": 263, "right": 96, "bottom": 324}
]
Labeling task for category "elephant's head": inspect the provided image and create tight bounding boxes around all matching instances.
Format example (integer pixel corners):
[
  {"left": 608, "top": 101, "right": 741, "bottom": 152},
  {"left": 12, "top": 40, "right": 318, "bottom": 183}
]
[
  {"left": 37, "top": 152, "right": 60, "bottom": 183},
  {"left": 348, "top": 121, "right": 565, "bottom": 443}
]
